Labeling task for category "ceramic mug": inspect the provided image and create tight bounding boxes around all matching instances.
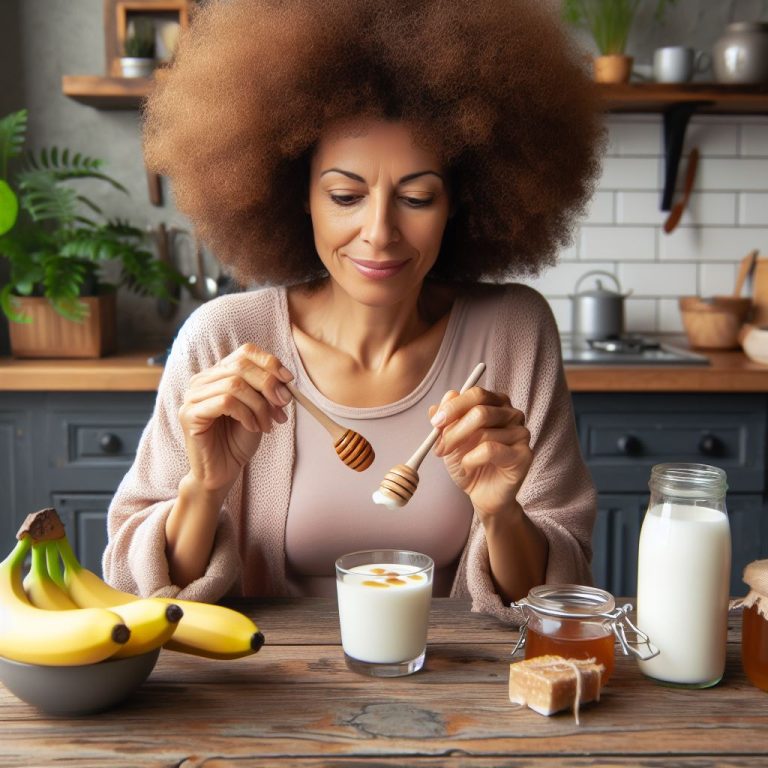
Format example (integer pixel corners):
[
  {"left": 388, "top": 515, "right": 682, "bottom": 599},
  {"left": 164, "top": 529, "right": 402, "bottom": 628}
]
[{"left": 653, "top": 46, "right": 710, "bottom": 83}]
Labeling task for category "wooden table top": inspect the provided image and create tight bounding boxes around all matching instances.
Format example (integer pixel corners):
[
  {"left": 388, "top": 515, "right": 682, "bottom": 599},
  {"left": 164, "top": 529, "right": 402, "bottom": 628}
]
[
  {"left": 0, "top": 597, "right": 764, "bottom": 767},
  {"left": 2, "top": 347, "right": 768, "bottom": 393}
]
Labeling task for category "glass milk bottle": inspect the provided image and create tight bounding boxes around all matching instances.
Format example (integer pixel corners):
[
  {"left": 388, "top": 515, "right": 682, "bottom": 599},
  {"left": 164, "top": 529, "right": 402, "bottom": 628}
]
[{"left": 637, "top": 463, "right": 731, "bottom": 687}]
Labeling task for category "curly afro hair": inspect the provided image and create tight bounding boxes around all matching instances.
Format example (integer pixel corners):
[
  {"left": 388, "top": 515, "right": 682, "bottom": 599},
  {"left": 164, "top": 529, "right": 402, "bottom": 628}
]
[{"left": 143, "top": 0, "right": 605, "bottom": 286}]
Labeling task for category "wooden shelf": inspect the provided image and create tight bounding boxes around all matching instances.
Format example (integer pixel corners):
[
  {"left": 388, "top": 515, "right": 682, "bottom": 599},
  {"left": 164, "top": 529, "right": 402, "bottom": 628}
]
[
  {"left": 61, "top": 75, "right": 152, "bottom": 109},
  {"left": 62, "top": 77, "right": 768, "bottom": 113},
  {"left": 601, "top": 82, "right": 768, "bottom": 114}
]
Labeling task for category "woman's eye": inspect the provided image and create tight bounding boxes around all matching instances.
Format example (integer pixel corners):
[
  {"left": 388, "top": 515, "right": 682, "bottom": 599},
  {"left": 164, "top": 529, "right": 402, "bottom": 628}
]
[
  {"left": 401, "top": 196, "right": 433, "bottom": 208},
  {"left": 330, "top": 194, "right": 361, "bottom": 206}
]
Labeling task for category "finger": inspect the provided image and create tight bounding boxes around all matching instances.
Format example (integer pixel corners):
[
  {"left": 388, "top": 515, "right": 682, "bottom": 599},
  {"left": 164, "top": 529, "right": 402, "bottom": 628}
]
[
  {"left": 436, "top": 403, "right": 524, "bottom": 450},
  {"left": 430, "top": 386, "right": 510, "bottom": 428},
  {"left": 182, "top": 378, "right": 280, "bottom": 433},
  {"left": 427, "top": 390, "right": 459, "bottom": 420},
  {"left": 435, "top": 424, "right": 530, "bottom": 458},
  {"left": 219, "top": 343, "right": 294, "bottom": 382},
  {"left": 460, "top": 439, "right": 533, "bottom": 475},
  {"left": 216, "top": 356, "right": 293, "bottom": 409}
]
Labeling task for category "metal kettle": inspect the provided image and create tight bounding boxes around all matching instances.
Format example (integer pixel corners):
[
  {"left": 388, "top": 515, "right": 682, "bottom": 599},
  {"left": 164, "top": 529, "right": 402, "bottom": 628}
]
[{"left": 570, "top": 271, "right": 631, "bottom": 341}]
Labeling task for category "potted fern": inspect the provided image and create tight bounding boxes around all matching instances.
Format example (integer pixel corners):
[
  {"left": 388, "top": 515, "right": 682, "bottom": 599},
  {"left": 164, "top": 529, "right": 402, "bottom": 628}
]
[
  {"left": 564, "top": 0, "right": 679, "bottom": 83},
  {"left": 0, "top": 110, "right": 182, "bottom": 358}
]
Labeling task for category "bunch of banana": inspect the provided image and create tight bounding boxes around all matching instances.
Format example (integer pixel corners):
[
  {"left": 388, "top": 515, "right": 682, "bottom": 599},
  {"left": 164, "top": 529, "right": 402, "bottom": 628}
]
[
  {"left": 0, "top": 536, "right": 130, "bottom": 666},
  {"left": 24, "top": 541, "right": 184, "bottom": 659},
  {"left": 55, "top": 537, "right": 265, "bottom": 660}
]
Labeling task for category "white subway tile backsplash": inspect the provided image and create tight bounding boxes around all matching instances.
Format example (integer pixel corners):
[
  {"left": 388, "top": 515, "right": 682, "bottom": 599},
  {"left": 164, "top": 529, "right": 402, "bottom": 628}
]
[
  {"left": 740, "top": 193, "right": 768, "bottom": 225},
  {"left": 685, "top": 121, "right": 740, "bottom": 156},
  {"left": 523, "top": 261, "right": 613, "bottom": 297},
  {"left": 539, "top": 116, "right": 768, "bottom": 333},
  {"left": 741, "top": 123, "right": 768, "bottom": 156},
  {"left": 699, "top": 262, "right": 738, "bottom": 297},
  {"left": 584, "top": 192, "right": 614, "bottom": 225},
  {"left": 697, "top": 158, "right": 768, "bottom": 191},
  {"left": 658, "top": 298, "right": 685, "bottom": 333},
  {"left": 625, "top": 298, "right": 658, "bottom": 333},
  {"left": 581, "top": 226, "right": 656, "bottom": 261},
  {"left": 659, "top": 227, "right": 768, "bottom": 262},
  {"left": 617, "top": 262, "right": 697, "bottom": 297},
  {"left": 606, "top": 119, "right": 661, "bottom": 157},
  {"left": 598, "top": 158, "right": 659, "bottom": 190}
]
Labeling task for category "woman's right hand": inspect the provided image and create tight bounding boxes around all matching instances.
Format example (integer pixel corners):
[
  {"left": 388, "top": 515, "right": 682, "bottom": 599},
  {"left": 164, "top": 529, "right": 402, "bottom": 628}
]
[{"left": 178, "top": 343, "right": 294, "bottom": 497}]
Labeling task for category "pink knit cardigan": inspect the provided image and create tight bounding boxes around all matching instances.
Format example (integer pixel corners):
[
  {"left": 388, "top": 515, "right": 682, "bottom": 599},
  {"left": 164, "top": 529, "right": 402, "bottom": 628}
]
[{"left": 103, "top": 284, "right": 596, "bottom": 623}]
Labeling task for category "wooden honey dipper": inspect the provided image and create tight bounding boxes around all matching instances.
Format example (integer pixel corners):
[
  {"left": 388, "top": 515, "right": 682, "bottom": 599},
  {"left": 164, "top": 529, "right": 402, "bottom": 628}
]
[
  {"left": 285, "top": 382, "right": 374, "bottom": 471},
  {"left": 372, "top": 362, "right": 486, "bottom": 508}
]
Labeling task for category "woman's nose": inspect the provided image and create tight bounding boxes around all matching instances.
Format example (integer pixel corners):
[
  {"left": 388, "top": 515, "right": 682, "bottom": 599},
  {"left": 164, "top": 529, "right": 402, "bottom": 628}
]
[{"left": 361, "top": 195, "right": 399, "bottom": 249}]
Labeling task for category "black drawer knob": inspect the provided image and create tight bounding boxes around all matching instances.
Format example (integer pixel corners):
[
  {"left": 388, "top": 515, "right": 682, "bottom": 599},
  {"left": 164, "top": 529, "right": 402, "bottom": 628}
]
[
  {"left": 617, "top": 434, "right": 641, "bottom": 456},
  {"left": 99, "top": 433, "right": 122, "bottom": 454},
  {"left": 698, "top": 433, "right": 723, "bottom": 457}
]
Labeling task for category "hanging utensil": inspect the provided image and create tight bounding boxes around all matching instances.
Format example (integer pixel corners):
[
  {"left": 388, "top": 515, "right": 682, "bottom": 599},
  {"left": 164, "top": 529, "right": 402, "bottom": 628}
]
[{"left": 663, "top": 147, "right": 699, "bottom": 234}]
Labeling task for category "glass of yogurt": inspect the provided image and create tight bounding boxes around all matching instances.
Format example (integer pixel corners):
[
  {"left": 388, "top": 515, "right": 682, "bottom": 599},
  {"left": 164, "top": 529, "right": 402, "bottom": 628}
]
[{"left": 335, "top": 549, "right": 434, "bottom": 677}]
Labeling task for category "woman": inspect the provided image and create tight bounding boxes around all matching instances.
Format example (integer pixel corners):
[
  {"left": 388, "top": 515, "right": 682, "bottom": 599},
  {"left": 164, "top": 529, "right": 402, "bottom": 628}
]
[{"left": 103, "top": 0, "right": 603, "bottom": 621}]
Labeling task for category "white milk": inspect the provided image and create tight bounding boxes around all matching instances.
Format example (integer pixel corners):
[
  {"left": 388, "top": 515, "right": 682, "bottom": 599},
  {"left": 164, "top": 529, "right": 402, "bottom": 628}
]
[
  {"left": 336, "top": 563, "right": 432, "bottom": 663},
  {"left": 637, "top": 502, "right": 731, "bottom": 685}
]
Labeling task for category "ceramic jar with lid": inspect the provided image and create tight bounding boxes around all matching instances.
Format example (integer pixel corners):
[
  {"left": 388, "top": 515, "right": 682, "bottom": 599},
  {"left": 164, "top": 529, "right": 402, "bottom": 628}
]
[{"left": 713, "top": 22, "right": 768, "bottom": 84}]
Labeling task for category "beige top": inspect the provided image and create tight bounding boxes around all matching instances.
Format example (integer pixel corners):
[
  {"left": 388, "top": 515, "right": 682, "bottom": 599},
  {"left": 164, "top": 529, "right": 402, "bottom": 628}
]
[{"left": 102, "top": 282, "right": 596, "bottom": 624}]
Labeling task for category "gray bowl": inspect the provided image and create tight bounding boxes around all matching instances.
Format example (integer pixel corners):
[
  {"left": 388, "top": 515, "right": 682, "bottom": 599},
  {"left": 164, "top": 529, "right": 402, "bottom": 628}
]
[{"left": 0, "top": 648, "right": 160, "bottom": 716}]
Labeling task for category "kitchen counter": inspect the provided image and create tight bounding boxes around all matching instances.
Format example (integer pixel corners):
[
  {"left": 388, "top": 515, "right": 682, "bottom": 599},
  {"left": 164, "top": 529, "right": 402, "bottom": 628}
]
[
  {"left": 1, "top": 597, "right": 763, "bottom": 767},
  {"left": 2, "top": 348, "right": 768, "bottom": 392}
]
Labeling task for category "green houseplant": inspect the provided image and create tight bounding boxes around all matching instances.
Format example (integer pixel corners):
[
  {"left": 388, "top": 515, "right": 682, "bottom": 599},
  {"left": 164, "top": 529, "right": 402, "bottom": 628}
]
[
  {"left": 120, "top": 18, "right": 157, "bottom": 78},
  {"left": 564, "top": 0, "right": 679, "bottom": 82},
  {"left": 0, "top": 109, "right": 181, "bottom": 356}
]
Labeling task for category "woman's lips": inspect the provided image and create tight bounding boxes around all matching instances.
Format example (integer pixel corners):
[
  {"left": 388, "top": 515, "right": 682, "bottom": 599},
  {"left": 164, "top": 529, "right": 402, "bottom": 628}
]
[{"left": 348, "top": 258, "right": 409, "bottom": 280}]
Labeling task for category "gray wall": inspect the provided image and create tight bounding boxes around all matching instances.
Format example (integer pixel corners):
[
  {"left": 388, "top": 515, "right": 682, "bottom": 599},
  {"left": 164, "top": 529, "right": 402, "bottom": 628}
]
[{"left": 2, "top": 0, "right": 768, "bottom": 352}]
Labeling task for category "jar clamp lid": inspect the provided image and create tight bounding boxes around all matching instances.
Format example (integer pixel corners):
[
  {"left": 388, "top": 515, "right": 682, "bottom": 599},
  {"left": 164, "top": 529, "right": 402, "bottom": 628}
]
[{"left": 510, "top": 584, "right": 659, "bottom": 661}]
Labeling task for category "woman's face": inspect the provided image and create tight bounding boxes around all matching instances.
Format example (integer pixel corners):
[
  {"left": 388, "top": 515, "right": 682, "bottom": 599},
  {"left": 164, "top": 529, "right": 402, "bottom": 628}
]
[{"left": 308, "top": 119, "right": 450, "bottom": 307}]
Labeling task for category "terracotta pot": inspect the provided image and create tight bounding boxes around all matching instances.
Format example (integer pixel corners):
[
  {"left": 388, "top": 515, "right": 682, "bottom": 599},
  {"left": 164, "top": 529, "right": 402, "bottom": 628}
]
[
  {"left": 8, "top": 293, "right": 117, "bottom": 358},
  {"left": 593, "top": 54, "right": 633, "bottom": 84}
]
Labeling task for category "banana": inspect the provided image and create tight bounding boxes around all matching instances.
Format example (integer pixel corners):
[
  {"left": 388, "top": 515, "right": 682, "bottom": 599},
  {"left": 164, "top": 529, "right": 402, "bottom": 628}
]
[
  {"left": 45, "top": 540, "right": 67, "bottom": 590},
  {"left": 56, "top": 537, "right": 265, "bottom": 659},
  {"left": 24, "top": 541, "right": 184, "bottom": 659},
  {"left": 0, "top": 537, "right": 130, "bottom": 666},
  {"left": 23, "top": 541, "right": 79, "bottom": 610}
]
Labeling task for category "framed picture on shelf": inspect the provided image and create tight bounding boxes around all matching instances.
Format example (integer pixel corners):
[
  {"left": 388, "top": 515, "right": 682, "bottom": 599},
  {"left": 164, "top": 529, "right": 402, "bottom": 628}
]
[{"left": 104, "top": 0, "right": 192, "bottom": 77}]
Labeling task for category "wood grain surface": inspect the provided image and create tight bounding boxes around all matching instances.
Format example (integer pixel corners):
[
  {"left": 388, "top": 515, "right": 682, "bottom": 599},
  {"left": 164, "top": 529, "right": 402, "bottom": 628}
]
[
  {"left": 3, "top": 348, "right": 768, "bottom": 393},
  {"left": 0, "top": 598, "right": 764, "bottom": 767}
]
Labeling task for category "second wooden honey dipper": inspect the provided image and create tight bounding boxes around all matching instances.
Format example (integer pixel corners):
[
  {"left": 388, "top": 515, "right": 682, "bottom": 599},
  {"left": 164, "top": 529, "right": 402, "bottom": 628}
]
[{"left": 372, "top": 362, "right": 486, "bottom": 508}]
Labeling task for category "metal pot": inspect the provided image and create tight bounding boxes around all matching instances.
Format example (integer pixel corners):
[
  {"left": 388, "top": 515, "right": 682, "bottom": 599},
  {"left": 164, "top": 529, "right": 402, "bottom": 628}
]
[{"left": 570, "top": 271, "right": 631, "bottom": 342}]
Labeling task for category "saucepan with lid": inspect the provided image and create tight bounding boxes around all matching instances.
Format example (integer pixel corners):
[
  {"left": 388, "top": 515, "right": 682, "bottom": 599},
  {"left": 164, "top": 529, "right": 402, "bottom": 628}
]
[{"left": 570, "top": 271, "right": 631, "bottom": 342}]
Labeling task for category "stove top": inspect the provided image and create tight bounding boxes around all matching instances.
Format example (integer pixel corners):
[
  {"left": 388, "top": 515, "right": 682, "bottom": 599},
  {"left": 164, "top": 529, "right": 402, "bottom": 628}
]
[{"left": 561, "top": 335, "right": 709, "bottom": 366}]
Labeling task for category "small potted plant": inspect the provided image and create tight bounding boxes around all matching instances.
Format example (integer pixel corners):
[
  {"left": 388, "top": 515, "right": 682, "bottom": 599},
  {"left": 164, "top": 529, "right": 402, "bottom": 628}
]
[
  {"left": 120, "top": 17, "right": 157, "bottom": 78},
  {"left": 0, "top": 109, "right": 182, "bottom": 358},
  {"left": 564, "top": 0, "right": 679, "bottom": 83}
]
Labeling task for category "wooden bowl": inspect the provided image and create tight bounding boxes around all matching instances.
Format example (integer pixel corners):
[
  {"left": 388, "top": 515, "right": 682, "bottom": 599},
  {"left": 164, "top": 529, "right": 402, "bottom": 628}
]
[{"left": 678, "top": 296, "right": 753, "bottom": 349}]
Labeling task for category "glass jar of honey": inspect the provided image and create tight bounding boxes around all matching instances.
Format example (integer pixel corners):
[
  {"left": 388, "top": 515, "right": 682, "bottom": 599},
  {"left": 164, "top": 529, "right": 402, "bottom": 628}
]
[
  {"left": 511, "top": 584, "right": 658, "bottom": 685},
  {"left": 740, "top": 559, "right": 768, "bottom": 692}
]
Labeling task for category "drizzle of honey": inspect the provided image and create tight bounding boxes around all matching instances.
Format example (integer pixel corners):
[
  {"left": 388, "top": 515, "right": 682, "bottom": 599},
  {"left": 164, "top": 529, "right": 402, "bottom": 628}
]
[
  {"left": 385, "top": 577, "right": 407, "bottom": 586},
  {"left": 370, "top": 568, "right": 387, "bottom": 575},
  {"left": 525, "top": 623, "right": 615, "bottom": 684},
  {"left": 362, "top": 580, "right": 390, "bottom": 588},
  {"left": 742, "top": 604, "right": 768, "bottom": 692},
  {"left": 408, "top": 574, "right": 424, "bottom": 581}
]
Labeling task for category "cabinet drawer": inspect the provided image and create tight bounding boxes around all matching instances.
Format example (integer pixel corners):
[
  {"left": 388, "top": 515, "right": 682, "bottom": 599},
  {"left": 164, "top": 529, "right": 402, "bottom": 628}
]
[
  {"left": 573, "top": 393, "right": 767, "bottom": 492},
  {"left": 45, "top": 393, "right": 155, "bottom": 491}
]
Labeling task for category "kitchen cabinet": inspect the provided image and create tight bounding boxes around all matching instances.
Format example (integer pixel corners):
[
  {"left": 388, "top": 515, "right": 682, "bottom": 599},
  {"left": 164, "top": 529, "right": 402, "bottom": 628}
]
[
  {"left": 0, "top": 391, "right": 154, "bottom": 576},
  {"left": 575, "top": 392, "right": 768, "bottom": 597}
]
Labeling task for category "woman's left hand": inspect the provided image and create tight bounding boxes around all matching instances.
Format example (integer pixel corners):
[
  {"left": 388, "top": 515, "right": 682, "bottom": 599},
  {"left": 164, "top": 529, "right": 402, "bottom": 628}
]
[{"left": 429, "top": 386, "right": 532, "bottom": 521}]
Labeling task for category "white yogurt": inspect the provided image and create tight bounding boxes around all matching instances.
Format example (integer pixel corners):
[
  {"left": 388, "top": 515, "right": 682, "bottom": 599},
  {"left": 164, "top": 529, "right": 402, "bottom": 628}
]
[
  {"left": 637, "top": 502, "right": 731, "bottom": 686},
  {"left": 336, "top": 563, "right": 433, "bottom": 664}
]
